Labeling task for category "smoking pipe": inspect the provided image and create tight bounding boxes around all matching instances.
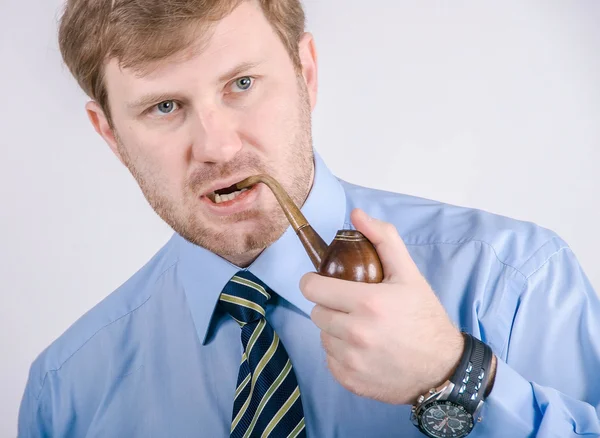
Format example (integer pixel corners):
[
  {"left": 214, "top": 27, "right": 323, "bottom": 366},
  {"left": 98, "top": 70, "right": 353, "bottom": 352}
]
[{"left": 235, "top": 175, "right": 383, "bottom": 283}]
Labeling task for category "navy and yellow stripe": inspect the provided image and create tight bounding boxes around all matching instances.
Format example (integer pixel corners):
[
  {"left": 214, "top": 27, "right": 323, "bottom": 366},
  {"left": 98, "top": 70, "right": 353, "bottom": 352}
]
[{"left": 220, "top": 270, "right": 306, "bottom": 438}]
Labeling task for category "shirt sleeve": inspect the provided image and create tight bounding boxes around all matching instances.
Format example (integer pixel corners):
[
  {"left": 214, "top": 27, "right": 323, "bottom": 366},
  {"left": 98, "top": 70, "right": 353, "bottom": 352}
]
[
  {"left": 17, "top": 362, "right": 50, "bottom": 438},
  {"left": 476, "top": 246, "right": 600, "bottom": 437}
]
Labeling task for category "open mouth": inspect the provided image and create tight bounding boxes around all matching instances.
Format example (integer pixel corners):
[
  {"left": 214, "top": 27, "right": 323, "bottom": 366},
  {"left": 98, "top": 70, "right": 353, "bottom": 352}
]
[{"left": 205, "top": 181, "right": 255, "bottom": 204}]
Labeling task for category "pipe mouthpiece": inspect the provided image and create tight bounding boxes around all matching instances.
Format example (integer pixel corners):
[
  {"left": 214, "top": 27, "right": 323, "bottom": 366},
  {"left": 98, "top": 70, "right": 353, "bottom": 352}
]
[{"left": 235, "top": 176, "right": 262, "bottom": 191}]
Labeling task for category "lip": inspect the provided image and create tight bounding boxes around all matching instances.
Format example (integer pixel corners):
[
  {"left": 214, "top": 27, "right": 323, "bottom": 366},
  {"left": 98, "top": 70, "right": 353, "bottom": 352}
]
[
  {"left": 200, "top": 183, "right": 262, "bottom": 217},
  {"left": 201, "top": 175, "right": 253, "bottom": 197}
]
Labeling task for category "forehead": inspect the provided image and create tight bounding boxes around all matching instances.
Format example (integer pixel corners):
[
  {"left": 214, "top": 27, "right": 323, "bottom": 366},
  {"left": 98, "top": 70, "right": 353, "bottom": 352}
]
[{"left": 103, "top": 1, "right": 286, "bottom": 98}]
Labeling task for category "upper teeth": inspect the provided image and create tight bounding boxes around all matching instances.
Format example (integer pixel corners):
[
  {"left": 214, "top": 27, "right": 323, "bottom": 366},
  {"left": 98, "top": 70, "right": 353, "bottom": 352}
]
[{"left": 214, "top": 188, "right": 247, "bottom": 204}]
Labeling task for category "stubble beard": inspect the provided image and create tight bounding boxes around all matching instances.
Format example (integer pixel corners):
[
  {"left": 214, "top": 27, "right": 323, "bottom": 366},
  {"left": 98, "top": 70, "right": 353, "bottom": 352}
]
[{"left": 115, "top": 80, "right": 314, "bottom": 261}]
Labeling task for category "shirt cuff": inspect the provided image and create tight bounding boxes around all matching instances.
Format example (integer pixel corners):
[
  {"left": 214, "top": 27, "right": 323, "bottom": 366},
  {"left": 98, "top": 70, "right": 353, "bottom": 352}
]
[{"left": 475, "top": 357, "right": 540, "bottom": 437}]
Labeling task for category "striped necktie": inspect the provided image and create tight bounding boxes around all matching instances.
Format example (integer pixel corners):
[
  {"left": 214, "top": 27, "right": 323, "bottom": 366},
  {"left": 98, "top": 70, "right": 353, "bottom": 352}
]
[{"left": 219, "top": 270, "right": 307, "bottom": 438}]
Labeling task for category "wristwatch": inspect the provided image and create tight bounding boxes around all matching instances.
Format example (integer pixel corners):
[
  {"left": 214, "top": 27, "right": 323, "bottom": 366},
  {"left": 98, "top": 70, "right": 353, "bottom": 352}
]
[{"left": 410, "top": 333, "right": 494, "bottom": 438}]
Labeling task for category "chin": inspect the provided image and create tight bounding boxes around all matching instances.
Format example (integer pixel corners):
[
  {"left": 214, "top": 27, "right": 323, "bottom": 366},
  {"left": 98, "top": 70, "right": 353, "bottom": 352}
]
[{"left": 176, "top": 207, "right": 290, "bottom": 258}]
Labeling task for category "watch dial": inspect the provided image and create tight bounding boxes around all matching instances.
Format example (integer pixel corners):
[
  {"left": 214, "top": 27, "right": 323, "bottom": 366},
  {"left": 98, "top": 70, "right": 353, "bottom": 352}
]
[{"left": 419, "top": 401, "right": 474, "bottom": 438}]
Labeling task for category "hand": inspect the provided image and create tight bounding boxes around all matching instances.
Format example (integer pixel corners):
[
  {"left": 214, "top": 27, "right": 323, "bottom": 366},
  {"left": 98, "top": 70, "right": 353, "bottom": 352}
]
[{"left": 299, "top": 208, "right": 465, "bottom": 405}]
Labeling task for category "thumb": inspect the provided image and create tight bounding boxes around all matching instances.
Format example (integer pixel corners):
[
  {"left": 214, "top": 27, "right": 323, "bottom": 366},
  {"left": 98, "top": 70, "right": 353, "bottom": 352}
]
[{"left": 350, "top": 208, "right": 419, "bottom": 283}]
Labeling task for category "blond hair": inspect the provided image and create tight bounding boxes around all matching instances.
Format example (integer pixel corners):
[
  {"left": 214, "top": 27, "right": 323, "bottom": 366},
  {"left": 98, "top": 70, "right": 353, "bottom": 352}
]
[{"left": 58, "top": 0, "right": 306, "bottom": 125}]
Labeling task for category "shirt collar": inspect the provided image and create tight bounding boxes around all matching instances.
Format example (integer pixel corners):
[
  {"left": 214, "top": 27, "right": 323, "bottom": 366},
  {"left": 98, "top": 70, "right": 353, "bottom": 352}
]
[{"left": 175, "top": 150, "right": 347, "bottom": 344}]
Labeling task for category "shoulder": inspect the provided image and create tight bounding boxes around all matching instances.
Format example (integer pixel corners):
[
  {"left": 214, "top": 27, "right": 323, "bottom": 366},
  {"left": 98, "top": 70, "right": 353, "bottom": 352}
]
[
  {"left": 23, "top": 234, "right": 181, "bottom": 401},
  {"left": 339, "top": 179, "right": 569, "bottom": 278}
]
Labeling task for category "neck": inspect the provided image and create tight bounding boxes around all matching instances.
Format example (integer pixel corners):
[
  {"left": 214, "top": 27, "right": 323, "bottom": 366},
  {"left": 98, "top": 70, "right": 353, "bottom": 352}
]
[{"left": 224, "top": 247, "right": 265, "bottom": 268}]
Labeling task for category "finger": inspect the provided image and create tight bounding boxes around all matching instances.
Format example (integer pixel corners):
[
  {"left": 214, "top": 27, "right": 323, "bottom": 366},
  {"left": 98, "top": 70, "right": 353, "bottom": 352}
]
[
  {"left": 300, "top": 272, "right": 375, "bottom": 313},
  {"left": 323, "top": 353, "right": 363, "bottom": 397},
  {"left": 311, "top": 304, "right": 352, "bottom": 340},
  {"left": 350, "top": 208, "right": 419, "bottom": 283},
  {"left": 324, "top": 350, "right": 346, "bottom": 383},
  {"left": 321, "top": 331, "right": 347, "bottom": 363}
]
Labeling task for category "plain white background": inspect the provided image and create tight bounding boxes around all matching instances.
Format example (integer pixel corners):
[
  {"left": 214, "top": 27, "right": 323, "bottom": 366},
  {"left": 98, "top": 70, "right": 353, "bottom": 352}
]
[{"left": 1, "top": 1, "right": 599, "bottom": 435}]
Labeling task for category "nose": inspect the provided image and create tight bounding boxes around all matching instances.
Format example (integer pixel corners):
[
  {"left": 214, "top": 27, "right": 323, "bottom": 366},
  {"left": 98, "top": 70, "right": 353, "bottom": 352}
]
[{"left": 190, "top": 108, "right": 243, "bottom": 163}]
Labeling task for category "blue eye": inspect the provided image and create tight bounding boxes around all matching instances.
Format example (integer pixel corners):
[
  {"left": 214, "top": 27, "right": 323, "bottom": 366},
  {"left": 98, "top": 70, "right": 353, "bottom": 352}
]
[
  {"left": 232, "top": 77, "right": 253, "bottom": 92},
  {"left": 156, "top": 101, "right": 178, "bottom": 114}
]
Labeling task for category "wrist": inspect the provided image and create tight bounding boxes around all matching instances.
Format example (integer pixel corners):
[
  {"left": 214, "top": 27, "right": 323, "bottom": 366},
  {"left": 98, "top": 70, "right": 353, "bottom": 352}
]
[
  {"left": 414, "top": 331, "right": 466, "bottom": 402},
  {"left": 437, "top": 331, "right": 467, "bottom": 387},
  {"left": 484, "top": 354, "right": 497, "bottom": 397},
  {"left": 411, "top": 333, "right": 495, "bottom": 438}
]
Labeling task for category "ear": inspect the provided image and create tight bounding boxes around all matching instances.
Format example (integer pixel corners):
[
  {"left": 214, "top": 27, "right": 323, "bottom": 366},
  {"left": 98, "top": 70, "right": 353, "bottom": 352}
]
[
  {"left": 297, "top": 32, "right": 318, "bottom": 111},
  {"left": 85, "top": 101, "right": 126, "bottom": 166}
]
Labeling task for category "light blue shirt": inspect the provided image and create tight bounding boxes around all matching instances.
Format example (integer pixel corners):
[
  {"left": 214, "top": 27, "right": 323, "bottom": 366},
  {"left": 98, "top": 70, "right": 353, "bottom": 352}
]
[{"left": 18, "top": 151, "right": 600, "bottom": 437}]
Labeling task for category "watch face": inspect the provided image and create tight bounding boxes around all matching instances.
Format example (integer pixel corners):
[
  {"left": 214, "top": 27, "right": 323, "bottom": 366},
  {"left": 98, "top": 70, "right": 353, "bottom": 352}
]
[{"left": 418, "top": 401, "right": 474, "bottom": 438}]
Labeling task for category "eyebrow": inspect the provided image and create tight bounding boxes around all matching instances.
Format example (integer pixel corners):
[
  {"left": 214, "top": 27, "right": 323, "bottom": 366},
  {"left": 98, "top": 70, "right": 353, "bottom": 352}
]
[
  {"left": 217, "top": 60, "right": 263, "bottom": 83},
  {"left": 127, "top": 92, "right": 182, "bottom": 112},
  {"left": 126, "top": 60, "right": 264, "bottom": 112}
]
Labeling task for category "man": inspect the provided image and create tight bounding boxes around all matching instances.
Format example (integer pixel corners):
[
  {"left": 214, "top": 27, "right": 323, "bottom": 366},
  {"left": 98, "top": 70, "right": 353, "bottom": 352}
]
[{"left": 18, "top": 0, "right": 600, "bottom": 436}]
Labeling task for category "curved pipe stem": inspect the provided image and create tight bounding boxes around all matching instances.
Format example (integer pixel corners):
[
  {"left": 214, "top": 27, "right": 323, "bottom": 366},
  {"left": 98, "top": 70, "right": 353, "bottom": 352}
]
[{"left": 236, "top": 175, "right": 326, "bottom": 269}]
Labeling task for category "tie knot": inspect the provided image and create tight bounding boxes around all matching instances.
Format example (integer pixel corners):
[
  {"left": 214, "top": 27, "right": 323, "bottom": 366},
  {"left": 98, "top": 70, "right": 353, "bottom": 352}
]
[{"left": 219, "top": 270, "right": 272, "bottom": 325}]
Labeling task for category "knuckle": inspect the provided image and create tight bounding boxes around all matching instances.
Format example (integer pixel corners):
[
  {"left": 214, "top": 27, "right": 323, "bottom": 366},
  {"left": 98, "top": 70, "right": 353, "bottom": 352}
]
[
  {"left": 320, "top": 331, "right": 328, "bottom": 349},
  {"left": 348, "top": 326, "right": 369, "bottom": 348},
  {"left": 360, "top": 294, "right": 383, "bottom": 316},
  {"left": 310, "top": 309, "right": 319, "bottom": 326},
  {"left": 328, "top": 358, "right": 350, "bottom": 386},
  {"left": 345, "top": 350, "right": 363, "bottom": 373},
  {"left": 300, "top": 274, "right": 316, "bottom": 297},
  {"left": 310, "top": 304, "right": 320, "bottom": 320},
  {"left": 340, "top": 373, "right": 356, "bottom": 393},
  {"left": 320, "top": 332, "right": 334, "bottom": 357},
  {"left": 382, "top": 222, "right": 397, "bottom": 235},
  {"left": 328, "top": 356, "right": 362, "bottom": 395}
]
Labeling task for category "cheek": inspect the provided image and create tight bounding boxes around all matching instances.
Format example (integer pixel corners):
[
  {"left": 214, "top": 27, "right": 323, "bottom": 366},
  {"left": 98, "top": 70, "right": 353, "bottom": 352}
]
[
  {"left": 120, "top": 123, "right": 191, "bottom": 189},
  {"left": 240, "top": 88, "right": 300, "bottom": 154},
  {"left": 122, "top": 119, "right": 189, "bottom": 153}
]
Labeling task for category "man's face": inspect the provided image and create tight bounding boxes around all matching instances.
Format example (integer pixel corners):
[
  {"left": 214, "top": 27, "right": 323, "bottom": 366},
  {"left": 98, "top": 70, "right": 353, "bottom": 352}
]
[{"left": 88, "top": 1, "right": 318, "bottom": 266}]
